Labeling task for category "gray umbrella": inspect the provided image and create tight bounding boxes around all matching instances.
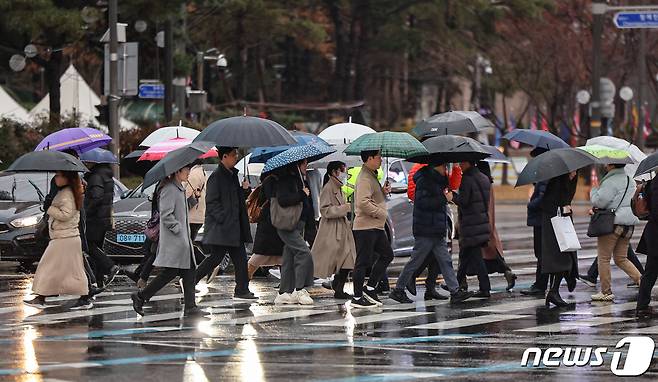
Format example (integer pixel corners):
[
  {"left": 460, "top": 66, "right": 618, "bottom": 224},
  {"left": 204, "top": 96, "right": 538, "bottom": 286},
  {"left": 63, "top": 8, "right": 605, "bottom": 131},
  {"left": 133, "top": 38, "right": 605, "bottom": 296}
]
[
  {"left": 635, "top": 152, "right": 658, "bottom": 178},
  {"left": 308, "top": 144, "right": 362, "bottom": 169},
  {"left": 408, "top": 135, "right": 491, "bottom": 164},
  {"left": 413, "top": 111, "right": 494, "bottom": 138},
  {"left": 516, "top": 148, "right": 597, "bottom": 187},
  {"left": 143, "top": 141, "right": 215, "bottom": 189},
  {"left": 194, "top": 116, "right": 296, "bottom": 148},
  {"left": 8, "top": 151, "right": 88, "bottom": 173}
]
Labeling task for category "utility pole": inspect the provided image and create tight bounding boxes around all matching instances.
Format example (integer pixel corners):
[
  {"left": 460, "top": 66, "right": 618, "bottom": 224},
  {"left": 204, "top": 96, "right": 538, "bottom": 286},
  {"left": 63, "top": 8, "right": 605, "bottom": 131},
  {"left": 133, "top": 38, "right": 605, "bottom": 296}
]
[
  {"left": 197, "top": 51, "right": 204, "bottom": 90},
  {"left": 638, "top": 29, "right": 647, "bottom": 149},
  {"left": 164, "top": 19, "right": 173, "bottom": 122},
  {"left": 108, "top": 0, "right": 120, "bottom": 178},
  {"left": 590, "top": 0, "right": 606, "bottom": 139}
]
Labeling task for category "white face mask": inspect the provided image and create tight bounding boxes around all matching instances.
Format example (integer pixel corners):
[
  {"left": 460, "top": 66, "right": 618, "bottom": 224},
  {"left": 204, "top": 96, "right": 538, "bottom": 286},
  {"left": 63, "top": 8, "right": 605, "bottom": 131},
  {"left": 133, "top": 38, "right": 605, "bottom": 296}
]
[{"left": 337, "top": 171, "right": 348, "bottom": 183}]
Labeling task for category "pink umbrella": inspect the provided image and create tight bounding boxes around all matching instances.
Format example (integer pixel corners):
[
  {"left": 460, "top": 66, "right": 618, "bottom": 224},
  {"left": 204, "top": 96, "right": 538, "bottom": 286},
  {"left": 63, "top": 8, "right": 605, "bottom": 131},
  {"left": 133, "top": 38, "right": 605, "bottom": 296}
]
[{"left": 138, "top": 137, "right": 218, "bottom": 161}]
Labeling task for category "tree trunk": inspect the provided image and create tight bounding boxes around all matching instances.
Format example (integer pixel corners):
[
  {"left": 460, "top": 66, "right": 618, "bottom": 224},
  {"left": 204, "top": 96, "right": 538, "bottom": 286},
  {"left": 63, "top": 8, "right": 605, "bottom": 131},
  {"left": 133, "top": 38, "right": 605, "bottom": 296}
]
[
  {"left": 46, "top": 50, "right": 63, "bottom": 129},
  {"left": 326, "top": 0, "right": 347, "bottom": 101},
  {"left": 235, "top": 10, "right": 247, "bottom": 100},
  {"left": 353, "top": 0, "right": 370, "bottom": 101}
]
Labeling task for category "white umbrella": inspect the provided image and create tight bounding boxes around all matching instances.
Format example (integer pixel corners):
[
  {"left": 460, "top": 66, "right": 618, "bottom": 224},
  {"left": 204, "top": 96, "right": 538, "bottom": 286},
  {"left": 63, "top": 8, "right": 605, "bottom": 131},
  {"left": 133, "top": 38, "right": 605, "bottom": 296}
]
[
  {"left": 586, "top": 136, "right": 650, "bottom": 181},
  {"left": 140, "top": 122, "right": 200, "bottom": 147},
  {"left": 318, "top": 117, "right": 376, "bottom": 145}
]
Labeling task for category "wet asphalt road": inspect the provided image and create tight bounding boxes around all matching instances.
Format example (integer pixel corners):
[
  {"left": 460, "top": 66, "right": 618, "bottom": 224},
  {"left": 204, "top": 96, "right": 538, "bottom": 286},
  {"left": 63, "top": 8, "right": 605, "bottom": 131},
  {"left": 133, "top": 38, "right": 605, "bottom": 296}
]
[{"left": 0, "top": 204, "right": 656, "bottom": 381}]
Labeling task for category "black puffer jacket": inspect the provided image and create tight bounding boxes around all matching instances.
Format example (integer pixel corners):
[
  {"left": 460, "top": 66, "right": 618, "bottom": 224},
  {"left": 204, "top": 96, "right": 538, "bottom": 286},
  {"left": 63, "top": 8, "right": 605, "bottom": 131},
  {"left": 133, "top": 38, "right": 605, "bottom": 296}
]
[
  {"left": 527, "top": 181, "right": 547, "bottom": 227},
  {"left": 453, "top": 166, "right": 491, "bottom": 248},
  {"left": 84, "top": 164, "right": 115, "bottom": 242},
  {"left": 252, "top": 175, "right": 284, "bottom": 256},
  {"left": 412, "top": 166, "right": 449, "bottom": 238},
  {"left": 202, "top": 164, "right": 252, "bottom": 247}
]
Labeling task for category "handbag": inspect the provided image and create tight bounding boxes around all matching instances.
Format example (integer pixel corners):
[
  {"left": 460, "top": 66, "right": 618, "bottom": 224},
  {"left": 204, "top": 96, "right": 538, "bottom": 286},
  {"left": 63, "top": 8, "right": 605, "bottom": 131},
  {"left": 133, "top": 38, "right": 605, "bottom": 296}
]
[
  {"left": 35, "top": 213, "right": 49, "bottom": 242},
  {"left": 587, "top": 176, "right": 629, "bottom": 237},
  {"left": 187, "top": 195, "right": 199, "bottom": 209},
  {"left": 270, "top": 197, "right": 302, "bottom": 231},
  {"left": 551, "top": 207, "right": 581, "bottom": 252},
  {"left": 631, "top": 180, "right": 651, "bottom": 220},
  {"left": 144, "top": 211, "right": 160, "bottom": 242}
]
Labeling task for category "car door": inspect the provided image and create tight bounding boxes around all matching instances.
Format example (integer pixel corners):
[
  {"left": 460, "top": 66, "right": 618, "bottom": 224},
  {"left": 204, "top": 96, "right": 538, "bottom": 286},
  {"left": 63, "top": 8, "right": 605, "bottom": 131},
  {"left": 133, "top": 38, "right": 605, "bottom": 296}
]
[{"left": 386, "top": 160, "right": 414, "bottom": 256}]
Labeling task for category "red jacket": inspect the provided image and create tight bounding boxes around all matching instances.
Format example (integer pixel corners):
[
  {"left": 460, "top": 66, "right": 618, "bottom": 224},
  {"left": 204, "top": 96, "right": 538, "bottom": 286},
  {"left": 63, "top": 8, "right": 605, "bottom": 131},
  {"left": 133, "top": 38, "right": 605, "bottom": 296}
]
[{"left": 408, "top": 163, "right": 463, "bottom": 201}]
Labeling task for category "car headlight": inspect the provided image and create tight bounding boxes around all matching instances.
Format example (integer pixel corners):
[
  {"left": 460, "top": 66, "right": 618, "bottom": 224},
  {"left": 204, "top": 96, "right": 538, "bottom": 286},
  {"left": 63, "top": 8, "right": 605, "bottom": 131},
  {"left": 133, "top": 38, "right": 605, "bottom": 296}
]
[{"left": 10, "top": 214, "right": 43, "bottom": 228}]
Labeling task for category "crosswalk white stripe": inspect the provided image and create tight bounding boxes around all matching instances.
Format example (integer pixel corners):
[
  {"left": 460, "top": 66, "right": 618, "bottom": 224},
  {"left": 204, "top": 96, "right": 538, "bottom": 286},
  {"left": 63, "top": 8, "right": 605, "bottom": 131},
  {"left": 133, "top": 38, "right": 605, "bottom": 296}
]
[
  {"left": 216, "top": 309, "right": 333, "bottom": 325},
  {"left": 467, "top": 295, "right": 591, "bottom": 313},
  {"left": 106, "top": 308, "right": 234, "bottom": 323},
  {"left": 408, "top": 314, "right": 529, "bottom": 330},
  {"left": 382, "top": 299, "right": 451, "bottom": 311},
  {"left": 515, "top": 316, "right": 636, "bottom": 332},
  {"left": 95, "top": 293, "right": 220, "bottom": 305},
  {"left": 305, "top": 312, "right": 432, "bottom": 327},
  {"left": 24, "top": 306, "right": 137, "bottom": 323}
]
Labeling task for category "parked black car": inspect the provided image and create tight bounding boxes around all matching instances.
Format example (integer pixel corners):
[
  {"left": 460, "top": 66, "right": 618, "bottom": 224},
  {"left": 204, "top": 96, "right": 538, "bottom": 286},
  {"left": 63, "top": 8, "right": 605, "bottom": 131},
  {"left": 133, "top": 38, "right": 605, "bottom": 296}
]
[{"left": 0, "top": 171, "right": 128, "bottom": 268}]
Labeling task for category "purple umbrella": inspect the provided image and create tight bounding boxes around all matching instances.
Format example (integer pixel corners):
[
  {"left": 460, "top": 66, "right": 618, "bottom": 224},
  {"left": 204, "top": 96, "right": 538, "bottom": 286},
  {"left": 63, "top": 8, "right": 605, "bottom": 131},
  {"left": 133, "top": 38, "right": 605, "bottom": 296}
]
[{"left": 35, "top": 127, "right": 112, "bottom": 154}]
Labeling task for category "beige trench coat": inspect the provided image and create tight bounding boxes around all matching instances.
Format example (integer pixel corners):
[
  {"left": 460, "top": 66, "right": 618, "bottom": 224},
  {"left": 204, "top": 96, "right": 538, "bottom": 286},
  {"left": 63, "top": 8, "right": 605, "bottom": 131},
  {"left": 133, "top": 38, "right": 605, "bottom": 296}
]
[
  {"left": 184, "top": 164, "right": 207, "bottom": 225},
  {"left": 311, "top": 177, "right": 356, "bottom": 277}
]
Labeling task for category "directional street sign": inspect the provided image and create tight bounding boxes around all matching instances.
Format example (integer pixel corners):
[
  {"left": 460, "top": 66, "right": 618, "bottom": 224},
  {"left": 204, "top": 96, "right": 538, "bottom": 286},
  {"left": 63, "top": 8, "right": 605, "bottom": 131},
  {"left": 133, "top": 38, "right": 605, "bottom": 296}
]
[
  {"left": 614, "top": 11, "right": 658, "bottom": 29},
  {"left": 138, "top": 83, "right": 165, "bottom": 99}
]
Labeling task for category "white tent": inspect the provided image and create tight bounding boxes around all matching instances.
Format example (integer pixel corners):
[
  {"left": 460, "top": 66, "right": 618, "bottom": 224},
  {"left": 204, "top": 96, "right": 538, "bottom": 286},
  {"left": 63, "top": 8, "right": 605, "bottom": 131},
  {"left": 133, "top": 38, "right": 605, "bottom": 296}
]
[
  {"left": 318, "top": 121, "right": 376, "bottom": 145},
  {"left": 29, "top": 64, "right": 137, "bottom": 131},
  {"left": 0, "top": 86, "right": 29, "bottom": 121}
]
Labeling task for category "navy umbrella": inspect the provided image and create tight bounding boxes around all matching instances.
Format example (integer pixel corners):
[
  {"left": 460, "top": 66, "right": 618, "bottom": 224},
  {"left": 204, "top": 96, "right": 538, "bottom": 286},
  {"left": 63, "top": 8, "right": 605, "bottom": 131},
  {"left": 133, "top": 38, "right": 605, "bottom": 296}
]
[
  {"left": 503, "top": 130, "right": 569, "bottom": 150},
  {"left": 79, "top": 148, "right": 118, "bottom": 164},
  {"left": 263, "top": 144, "right": 336, "bottom": 174},
  {"left": 195, "top": 116, "right": 296, "bottom": 148},
  {"left": 250, "top": 131, "right": 330, "bottom": 163},
  {"left": 8, "top": 150, "right": 88, "bottom": 173},
  {"left": 143, "top": 141, "right": 215, "bottom": 189}
]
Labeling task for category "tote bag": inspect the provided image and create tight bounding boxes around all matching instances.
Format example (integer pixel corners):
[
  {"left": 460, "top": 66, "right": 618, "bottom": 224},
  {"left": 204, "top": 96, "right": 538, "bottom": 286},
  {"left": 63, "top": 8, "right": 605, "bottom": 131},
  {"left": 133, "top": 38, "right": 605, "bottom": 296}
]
[{"left": 551, "top": 208, "right": 581, "bottom": 252}]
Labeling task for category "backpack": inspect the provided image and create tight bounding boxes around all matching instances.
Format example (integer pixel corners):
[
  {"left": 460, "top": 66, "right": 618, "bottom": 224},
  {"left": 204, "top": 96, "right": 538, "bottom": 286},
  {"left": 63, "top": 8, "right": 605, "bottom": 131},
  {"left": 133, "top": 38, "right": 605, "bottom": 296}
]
[
  {"left": 246, "top": 186, "right": 268, "bottom": 223},
  {"left": 632, "top": 179, "right": 652, "bottom": 220}
]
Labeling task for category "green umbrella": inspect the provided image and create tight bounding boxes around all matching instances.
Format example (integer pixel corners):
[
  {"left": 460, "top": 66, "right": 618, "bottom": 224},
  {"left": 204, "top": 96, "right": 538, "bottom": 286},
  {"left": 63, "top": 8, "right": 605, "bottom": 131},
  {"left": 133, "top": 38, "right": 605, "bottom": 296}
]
[
  {"left": 576, "top": 145, "right": 634, "bottom": 165},
  {"left": 344, "top": 131, "right": 428, "bottom": 158}
]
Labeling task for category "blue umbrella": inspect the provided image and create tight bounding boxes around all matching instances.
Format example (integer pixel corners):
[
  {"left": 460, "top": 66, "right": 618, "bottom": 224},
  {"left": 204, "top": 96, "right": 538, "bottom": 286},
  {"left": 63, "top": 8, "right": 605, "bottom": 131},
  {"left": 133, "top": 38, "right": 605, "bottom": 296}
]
[
  {"left": 79, "top": 148, "right": 118, "bottom": 164},
  {"left": 263, "top": 144, "right": 336, "bottom": 174},
  {"left": 503, "top": 130, "right": 569, "bottom": 150},
  {"left": 250, "top": 131, "right": 329, "bottom": 163}
]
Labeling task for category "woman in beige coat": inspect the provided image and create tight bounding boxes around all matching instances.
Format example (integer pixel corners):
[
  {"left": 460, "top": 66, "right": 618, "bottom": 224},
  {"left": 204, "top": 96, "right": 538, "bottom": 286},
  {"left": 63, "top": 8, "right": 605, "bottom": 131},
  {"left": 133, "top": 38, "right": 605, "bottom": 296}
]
[
  {"left": 25, "top": 171, "right": 89, "bottom": 310},
  {"left": 311, "top": 161, "right": 356, "bottom": 299}
]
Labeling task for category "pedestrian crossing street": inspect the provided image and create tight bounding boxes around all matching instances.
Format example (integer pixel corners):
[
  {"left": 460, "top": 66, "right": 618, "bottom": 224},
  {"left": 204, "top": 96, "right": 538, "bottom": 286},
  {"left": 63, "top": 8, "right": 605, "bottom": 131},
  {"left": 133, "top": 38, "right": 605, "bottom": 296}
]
[{"left": 2, "top": 275, "right": 655, "bottom": 336}]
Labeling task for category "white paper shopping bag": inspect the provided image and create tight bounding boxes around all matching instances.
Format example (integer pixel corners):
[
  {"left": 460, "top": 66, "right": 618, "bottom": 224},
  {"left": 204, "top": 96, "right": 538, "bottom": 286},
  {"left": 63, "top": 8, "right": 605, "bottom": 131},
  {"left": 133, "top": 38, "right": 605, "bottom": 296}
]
[{"left": 551, "top": 209, "right": 581, "bottom": 252}]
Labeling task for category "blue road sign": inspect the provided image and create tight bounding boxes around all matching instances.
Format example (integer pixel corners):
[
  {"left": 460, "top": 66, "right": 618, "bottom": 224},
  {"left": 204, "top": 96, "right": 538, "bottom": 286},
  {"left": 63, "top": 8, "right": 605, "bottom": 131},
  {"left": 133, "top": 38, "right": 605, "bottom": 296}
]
[
  {"left": 614, "top": 11, "right": 658, "bottom": 29},
  {"left": 138, "top": 83, "right": 165, "bottom": 99}
]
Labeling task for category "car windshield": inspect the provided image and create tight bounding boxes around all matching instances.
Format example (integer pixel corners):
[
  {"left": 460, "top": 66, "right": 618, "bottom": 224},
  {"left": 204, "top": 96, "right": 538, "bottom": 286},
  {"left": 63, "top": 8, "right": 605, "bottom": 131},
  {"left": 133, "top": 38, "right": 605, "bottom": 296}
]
[
  {"left": 126, "top": 183, "right": 156, "bottom": 199},
  {"left": 0, "top": 172, "right": 50, "bottom": 202}
]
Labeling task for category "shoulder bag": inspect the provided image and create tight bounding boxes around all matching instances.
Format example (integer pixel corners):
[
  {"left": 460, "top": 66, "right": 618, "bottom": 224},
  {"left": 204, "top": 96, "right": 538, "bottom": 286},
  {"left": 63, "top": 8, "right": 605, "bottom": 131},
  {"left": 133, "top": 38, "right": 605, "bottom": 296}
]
[{"left": 587, "top": 176, "right": 630, "bottom": 237}]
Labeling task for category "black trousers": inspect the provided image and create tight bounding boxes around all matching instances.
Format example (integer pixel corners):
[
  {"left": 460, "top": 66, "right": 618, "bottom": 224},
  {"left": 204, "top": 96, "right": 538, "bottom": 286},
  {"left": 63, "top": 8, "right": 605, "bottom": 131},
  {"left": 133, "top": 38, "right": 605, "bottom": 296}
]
[
  {"left": 533, "top": 226, "right": 549, "bottom": 291},
  {"left": 88, "top": 238, "right": 115, "bottom": 285},
  {"left": 196, "top": 245, "right": 249, "bottom": 294},
  {"left": 587, "top": 244, "right": 645, "bottom": 280},
  {"left": 352, "top": 229, "right": 394, "bottom": 298},
  {"left": 637, "top": 254, "right": 658, "bottom": 309},
  {"left": 140, "top": 266, "right": 196, "bottom": 309},
  {"left": 457, "top": 245, "right": 490, "bottom": 292}
]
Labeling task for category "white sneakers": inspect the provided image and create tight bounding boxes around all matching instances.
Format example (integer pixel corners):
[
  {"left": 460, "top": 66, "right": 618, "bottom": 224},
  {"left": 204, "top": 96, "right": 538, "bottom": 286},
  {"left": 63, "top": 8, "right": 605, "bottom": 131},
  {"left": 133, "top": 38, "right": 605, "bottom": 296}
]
[
  {"left": 293, "top": 289, "right": 314, "bottom": 305},
  {"left": 274, "top": 289, "right": 314, "bottom": 305},
  {"left": 591, "top": 292, "right": 615, "bottom": 302}
]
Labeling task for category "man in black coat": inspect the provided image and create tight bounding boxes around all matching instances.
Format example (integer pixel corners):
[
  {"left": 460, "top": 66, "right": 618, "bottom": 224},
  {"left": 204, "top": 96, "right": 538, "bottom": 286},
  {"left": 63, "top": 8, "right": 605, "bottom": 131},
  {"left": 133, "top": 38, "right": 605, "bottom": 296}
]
[
  {"left": 451, "top": 161, "right": 491, "bottom": 298},
  {"left": 196, "top": 146, "right": 256, "bottom": 300},
  {"left": 637, "top": 178, "right": 658, "bottom": 317},
  {"left": 520, "top": 179, "right": 549, "bottom": 296},
  {"left": 83, "top": 163, "right": 121, "bottom": 287}
]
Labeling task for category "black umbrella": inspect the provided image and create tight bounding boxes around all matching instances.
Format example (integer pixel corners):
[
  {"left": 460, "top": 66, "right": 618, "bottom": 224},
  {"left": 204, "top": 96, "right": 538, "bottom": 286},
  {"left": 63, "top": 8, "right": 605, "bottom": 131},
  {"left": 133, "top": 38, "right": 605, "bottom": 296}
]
[
  {"left": 143, "top": 141, "right": 215, "bottom": 189},
  {"left": 124, "top": 149, "right": 145, "bottom": 159},
  {"left": 516, "top": 148, "right": 597, "bottom": 187},
  {"left": 413, "top": 111, "right": 494, "bottom": 138},
  {"left": 7, "top": 151, "right": 88, "bottom": 173},
  {"left": 503, "top": 130, "right": 569, "bottom": 150},
  {"left": 635, "top": 152, "right": 658, "bottom": 178},
  {"left": 195, "top": 116, "right": 296, "bottom": 148},
  {"left": 408, "top": 135, "right": 491, "bottom": 164},
  {"left": 121, "top": 149, "right": 153, "bottom": 177}
]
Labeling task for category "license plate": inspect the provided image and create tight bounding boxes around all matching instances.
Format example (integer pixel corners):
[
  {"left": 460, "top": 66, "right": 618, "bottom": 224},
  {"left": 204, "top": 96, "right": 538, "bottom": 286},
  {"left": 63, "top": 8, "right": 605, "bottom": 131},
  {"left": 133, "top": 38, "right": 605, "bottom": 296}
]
[{"left": 117, "top": 233, "right": 146, "bottom": 243}]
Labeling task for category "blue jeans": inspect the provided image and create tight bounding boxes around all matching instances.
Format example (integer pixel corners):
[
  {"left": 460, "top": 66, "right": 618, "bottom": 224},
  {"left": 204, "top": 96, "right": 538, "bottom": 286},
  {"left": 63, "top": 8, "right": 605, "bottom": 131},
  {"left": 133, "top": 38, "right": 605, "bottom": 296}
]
[{"left": 395, "top": 236, "right": 459, "bottom": 294}]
